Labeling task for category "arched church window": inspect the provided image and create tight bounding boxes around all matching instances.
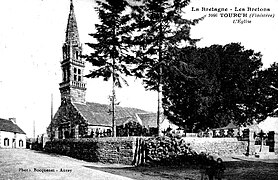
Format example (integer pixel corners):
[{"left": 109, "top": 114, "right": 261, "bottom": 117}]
[
  {"left": 63, "top": 46, "right": 67, "bottom": 59},
  {"left": 4, "top": 138, "right": 9, "bottom": 146},
  {"left": 67, "top": 68, "right": 70, "bottom": 81},
  {"left": 64, "top": 131, "right": 70, "bottom": 139},
  {"left": 75, "top": 51, "right": 79, "bottom": 60},
  {"left": 58, "top": 127, "right": 63, "bottom": 139},
  {"left": 63, "top": 68, "right": 67, "bottom": 82}
]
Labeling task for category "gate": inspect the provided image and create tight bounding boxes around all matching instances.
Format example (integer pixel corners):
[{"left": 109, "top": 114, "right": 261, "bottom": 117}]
[
  {"left": 267, "top": 131, "right": 275, "bottom": 152},
  {"left": 132, "top": 138, "right": 146, "bottom": 166}
]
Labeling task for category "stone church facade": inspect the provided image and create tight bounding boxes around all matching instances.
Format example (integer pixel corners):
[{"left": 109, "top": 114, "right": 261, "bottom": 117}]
[{"left": 47, "top": 1, "right": 177, "bottom": 139}]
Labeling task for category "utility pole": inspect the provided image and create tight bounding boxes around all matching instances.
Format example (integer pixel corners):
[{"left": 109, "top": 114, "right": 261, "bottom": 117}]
[
  {"left": 112, "top": 24, "right": 116, "bottom": 138},
  {"left": 50, "top": 94, "right": 53, "bottom": 141},
  {"left": 33, "top": 120, "right": 36, "bottom": 139},
  {"left": 112, "top": 59, "right": 116, "bottom": 137},
  {"left": 157, "top": 3, "right": 163, "bottom": 137}
]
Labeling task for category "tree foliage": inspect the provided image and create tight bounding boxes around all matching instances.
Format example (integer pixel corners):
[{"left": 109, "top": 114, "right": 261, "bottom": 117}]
[
  {"left": 84, "top": 0, "right": 278, "bottom": 131},
  {"left": 162, "top": 43, "right": 275, "bottom": 130},
  {"left": 84, "top": 0, "right": 134, "bottom": 87},
  {"left": 130, "top": 0, "right": 203, "bottom": 89}
]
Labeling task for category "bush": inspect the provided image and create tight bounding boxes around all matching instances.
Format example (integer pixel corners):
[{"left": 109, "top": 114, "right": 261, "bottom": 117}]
[{"left": 144, "top": 136, "right": 206, "bottom": 166}]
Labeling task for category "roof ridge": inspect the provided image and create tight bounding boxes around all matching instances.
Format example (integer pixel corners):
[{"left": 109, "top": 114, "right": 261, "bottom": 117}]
[{"left": 84, "top": 101, "right": 151, "bottom": 112}]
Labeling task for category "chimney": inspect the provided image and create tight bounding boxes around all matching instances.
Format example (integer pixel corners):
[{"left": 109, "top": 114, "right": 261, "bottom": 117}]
[{"left": 9, "top": 118, "right": 16, "bottom": 124}]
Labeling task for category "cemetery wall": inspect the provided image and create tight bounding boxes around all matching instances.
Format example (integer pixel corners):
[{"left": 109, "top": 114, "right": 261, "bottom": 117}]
[{"left": 182, "top": 137, "right": 248, "bottom": 156}]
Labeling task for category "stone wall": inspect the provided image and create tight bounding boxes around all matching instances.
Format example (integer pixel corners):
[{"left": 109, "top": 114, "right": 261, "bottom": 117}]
[
  {"left": 182, "top": 137, "right": 248, "bottom": 156},
  {"left": 95, "top": 137, "right": 135, "bottom": 164},
  {"left": 44, "top": 137, "right": 249, "bottom": 165},
  {"left": 44, "top": 137, "right": 135, "bottom": 165}
]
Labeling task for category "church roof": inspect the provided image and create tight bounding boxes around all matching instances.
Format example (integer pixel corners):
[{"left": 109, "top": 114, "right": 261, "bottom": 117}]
[
  {"left": 137, "top": 113, "right": 158, "bottom": 128},
  {"left": 73, "top": 102, "right": 148, "bottom": 127},
  {"left": 0, "top": 118, "right": 26, "bottom": 134},
  {"left": 65, "top": 0, "right": 80, "bottom": 45}
]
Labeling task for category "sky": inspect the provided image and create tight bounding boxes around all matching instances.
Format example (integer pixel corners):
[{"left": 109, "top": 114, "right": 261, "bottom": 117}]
[{"left": 0, "top": 0, "right": 277, "bottom": 137}]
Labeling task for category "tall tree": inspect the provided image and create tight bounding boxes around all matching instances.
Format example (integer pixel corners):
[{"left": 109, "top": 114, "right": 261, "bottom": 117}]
[
  {"left": 163, "top": 43, "right": 266, "bottom": 130},
  {"left": 131, "top": 0, "right": 203, "bottom": 135},
  {"left": 249, "top": 62, "right": 278, "bottom": 119},
  {"left": 84, "top": 0, "right": 134, "bottom": 137}
]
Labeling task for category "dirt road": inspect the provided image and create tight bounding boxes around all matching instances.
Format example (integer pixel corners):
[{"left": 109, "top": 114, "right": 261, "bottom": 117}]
[
  {"left": 1, "top": 149, "right": 277, "bottom": 180},
  {"left": 0, "top": 149, "right": 133, "bottom": 180}
]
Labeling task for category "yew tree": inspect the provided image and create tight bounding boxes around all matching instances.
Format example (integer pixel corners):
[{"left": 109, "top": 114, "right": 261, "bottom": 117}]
[{"left": 163, "top": 43, "right": 268, "bottom": 130}]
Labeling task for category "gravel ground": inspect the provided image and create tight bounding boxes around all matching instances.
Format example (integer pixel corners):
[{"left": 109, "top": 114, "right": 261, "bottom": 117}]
[{"left": 1, "top": 149, "right": 277, "bottom": 180}]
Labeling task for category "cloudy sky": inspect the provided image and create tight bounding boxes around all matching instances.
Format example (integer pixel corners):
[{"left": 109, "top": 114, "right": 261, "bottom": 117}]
[{"left": 0, "top": 0, "right": 277, "bottom": 137}]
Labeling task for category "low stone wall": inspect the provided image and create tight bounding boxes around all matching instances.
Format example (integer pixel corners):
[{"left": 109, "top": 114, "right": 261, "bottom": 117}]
[
  {"left": 96, "top": 137, "right": 135, "bottom": 164},
  {"left": 44, "top": 137, "right": 136, "bottom": 165},
  {"left": 44, "top": 137, "right": 249, "bottom": 165},
  {"left": 182, "top": 137, "right": 248, "bottom": 156}
]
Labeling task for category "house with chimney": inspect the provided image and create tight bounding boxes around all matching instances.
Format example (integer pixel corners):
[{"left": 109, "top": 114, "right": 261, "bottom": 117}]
[{"left": 0, "top": 118, "right": 26, "bottom": 148}]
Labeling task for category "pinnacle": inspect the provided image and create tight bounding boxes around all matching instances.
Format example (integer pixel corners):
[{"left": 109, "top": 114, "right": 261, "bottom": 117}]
[{"left": 65, "top": 0, "right": 80, "bottom": 45}]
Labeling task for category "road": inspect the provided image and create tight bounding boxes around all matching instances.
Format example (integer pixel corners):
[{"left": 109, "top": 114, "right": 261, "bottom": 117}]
[
  {"left": 0, "top": 149, "right": 133, "bottom": 180},
  {"left": 1, "top": 149, "right": 278, "bottom": 180}
]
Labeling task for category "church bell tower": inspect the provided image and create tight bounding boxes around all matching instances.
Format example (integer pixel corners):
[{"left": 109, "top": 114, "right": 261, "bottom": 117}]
[{"left": 59, "top": 0, "right": 86, "bottom": 104}]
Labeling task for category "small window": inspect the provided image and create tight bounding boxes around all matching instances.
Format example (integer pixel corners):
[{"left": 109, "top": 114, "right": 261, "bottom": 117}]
[
  {"left": 78, "top": 69, "right": 81, "bottom": 74},
  {"left": 78, "top": 76, "right": 81, "bottom": 82},
  {"left": 74, "top": 68, "right": 77, "bottom": 73},
  {"left": 74, "top": 75, "right": 77, "bottom": 81},
  {"left": 4, "top": 138, "right": 9, "bottom": 146}
]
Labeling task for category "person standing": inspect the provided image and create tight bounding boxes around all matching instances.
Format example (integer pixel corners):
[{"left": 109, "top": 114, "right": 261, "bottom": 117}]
[
  {"left": 206, "top": 156, "right": 216, "bottom": 180},
  {"left": 215, "top": 158, "right": 226, "bottom": 180},
  {"left": 199, "top": 152, "right": 208, "bottom": 180}
]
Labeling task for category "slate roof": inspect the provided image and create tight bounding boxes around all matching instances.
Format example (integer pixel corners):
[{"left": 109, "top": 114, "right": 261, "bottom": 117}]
[
  {"left": 215, "top": 122, "right": 239, "bottom": 130},
  {"left": 137, "top": 113, "right": 158, "bottom": 128},
  {"left": 73, "top": 102, "right": 148, "bottom": 127},
  {"left": 0, "top": 118, "right": 26, "bottom": 134}
]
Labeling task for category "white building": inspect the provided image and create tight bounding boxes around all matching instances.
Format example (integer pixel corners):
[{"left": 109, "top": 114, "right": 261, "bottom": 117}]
[{"left": 0, "top": 118, "right": 26, "bottom": 148}]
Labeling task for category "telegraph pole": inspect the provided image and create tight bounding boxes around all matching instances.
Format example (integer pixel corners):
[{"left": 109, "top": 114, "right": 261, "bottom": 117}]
[
  {"left": 50, "top": 94, "right": 53, "bottom": 141},
  {"left": 33, "top": 120, "right": 36, "bottom": 139}
]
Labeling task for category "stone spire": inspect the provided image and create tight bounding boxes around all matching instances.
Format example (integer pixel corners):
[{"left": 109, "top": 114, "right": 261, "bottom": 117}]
[
  {"left": 65, "top": 0, "right": 80, "bottom": 45},
  {"left": 59, "top": 0, "right": 86, "bottom": 104}
]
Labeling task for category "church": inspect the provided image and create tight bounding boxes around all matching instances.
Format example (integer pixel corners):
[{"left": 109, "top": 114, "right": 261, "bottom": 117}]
[{"left": 47, "top": 1, "right": 178, "bottom": 139}]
